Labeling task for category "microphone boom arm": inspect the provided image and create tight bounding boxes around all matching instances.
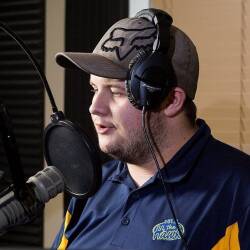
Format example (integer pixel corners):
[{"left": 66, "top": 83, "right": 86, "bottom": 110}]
[{"left": 0, "top": 21, "right": 59, "bottom": 113}]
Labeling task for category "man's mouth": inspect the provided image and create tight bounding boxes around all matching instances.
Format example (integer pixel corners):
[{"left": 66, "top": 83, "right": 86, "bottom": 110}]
[{"left": 95, "top": 123, "right": 115, "bottom": 134}]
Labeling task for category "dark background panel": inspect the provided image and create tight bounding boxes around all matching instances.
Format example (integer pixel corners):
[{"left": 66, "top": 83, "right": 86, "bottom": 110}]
[{"left": 0, "top": 0, "right": 45, "bottom": 247}]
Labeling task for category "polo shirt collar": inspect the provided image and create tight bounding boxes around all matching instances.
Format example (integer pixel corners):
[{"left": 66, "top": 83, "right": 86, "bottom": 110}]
[
  {"left": 109, "top": 161, "right": 137, "bottom": 189},
  {"left": 109, "top": 119, "right": 211, "bottom": 185},
  {"left": 159, "top": 119, "right": 211, "bottom": 183}
]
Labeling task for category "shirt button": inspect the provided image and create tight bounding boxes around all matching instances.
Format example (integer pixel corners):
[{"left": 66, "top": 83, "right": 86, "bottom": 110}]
[{"left": 121, "top": 216, "right": 130, "bottom": 225}]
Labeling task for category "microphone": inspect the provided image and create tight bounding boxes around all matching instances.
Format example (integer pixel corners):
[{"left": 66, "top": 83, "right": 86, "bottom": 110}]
[
  {"left": 0, "top": 22, "right": 102, "bottom": 200},
  {"left": 0, "top": 166, "right": 64, "bottom": 233}
]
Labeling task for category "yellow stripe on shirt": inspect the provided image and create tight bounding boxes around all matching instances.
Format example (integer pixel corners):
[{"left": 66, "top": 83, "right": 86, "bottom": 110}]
[
  {"left": 57, "top": 210, "right": 72, "bottom": 250},
  {"left": 211, "top": 222, "right": 240, "bottom": 250}
]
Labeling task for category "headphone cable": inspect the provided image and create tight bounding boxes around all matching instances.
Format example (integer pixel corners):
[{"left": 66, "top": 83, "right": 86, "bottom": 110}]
[{"left": 142, "top": 107, "right": 188, "bottom": 250}]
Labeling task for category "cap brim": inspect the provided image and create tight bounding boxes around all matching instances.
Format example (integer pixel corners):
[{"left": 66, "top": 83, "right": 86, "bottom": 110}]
[{"left": 55, "top": 52, "right": 128, "bottom": 79}]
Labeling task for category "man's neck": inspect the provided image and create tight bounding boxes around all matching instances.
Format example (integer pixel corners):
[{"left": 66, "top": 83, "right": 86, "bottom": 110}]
[{"left": 127, "top": 123, "right": 198, "bottom": 187}]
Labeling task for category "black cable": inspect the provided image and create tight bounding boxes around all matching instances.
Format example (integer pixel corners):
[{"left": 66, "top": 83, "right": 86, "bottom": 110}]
[
  {"left": 142, "top": 107, "right": 189, "bottom": 250},
  {"left": 0, "top": 22, "right": 58, "bottom": 113}
]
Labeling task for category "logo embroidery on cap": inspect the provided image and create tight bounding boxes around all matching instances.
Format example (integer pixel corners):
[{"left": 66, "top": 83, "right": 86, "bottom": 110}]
[
  {"left": 152, "top": 219, "right": 185, "bottom": 241},
  {"left": 101, "top": 27, "right": 156, "bottom": 61}
]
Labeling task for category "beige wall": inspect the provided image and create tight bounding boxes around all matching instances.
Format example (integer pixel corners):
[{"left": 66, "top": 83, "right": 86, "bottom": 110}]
[
  {"left": 44, "top": 0, "right": 65, "bottom": 247},
  {"left": 151, "top": 0, "right": 250, "bottom": 153}
]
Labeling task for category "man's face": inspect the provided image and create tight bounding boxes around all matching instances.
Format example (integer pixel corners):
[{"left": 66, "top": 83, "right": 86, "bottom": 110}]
[{"left": 89, "top": 75, "right": 166, "bottom": 164}]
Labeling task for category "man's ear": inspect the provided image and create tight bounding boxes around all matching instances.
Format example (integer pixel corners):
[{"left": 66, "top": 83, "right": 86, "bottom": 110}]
[{"left": 163, "top": 87, "right": 186, "bottom": 117}]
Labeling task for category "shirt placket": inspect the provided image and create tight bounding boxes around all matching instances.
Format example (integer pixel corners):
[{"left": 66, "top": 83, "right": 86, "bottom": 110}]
[{"left": 110, "top": 189, "right": 142, "bottom": 248}]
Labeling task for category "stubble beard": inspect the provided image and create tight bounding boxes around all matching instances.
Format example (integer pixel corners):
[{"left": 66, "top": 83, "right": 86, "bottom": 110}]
[
  {"left": 104, "top": 128, "right": 151, "bottom": 164},
  {"left": 99, "top": 113, "right": 167, "bottom": 165}
]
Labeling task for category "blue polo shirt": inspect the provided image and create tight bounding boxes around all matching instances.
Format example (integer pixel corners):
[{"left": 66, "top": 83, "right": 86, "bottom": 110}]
[{"left": 52, "top": 119, "right": 250, "bottom": 250}]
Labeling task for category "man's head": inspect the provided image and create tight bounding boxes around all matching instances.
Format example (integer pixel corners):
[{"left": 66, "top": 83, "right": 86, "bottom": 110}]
[
  {"left": 56, "top": 9, "right": 199, "bottom": 104},
  {"left": 56, "top": 9, "right": 199, "bottom": 163}
]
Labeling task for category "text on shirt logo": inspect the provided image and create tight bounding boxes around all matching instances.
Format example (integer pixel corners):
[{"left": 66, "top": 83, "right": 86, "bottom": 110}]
[{"left": 152, "top": 219, "right": 185, "bottom": 241}]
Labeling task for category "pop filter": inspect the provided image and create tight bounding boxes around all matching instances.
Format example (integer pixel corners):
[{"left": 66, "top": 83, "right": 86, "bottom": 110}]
[
  {"left": 44, "top": 112, "right": 102, "bottom": 198},
  {"left": 0, "top": 22, "right": 102, "bottom": 199}
]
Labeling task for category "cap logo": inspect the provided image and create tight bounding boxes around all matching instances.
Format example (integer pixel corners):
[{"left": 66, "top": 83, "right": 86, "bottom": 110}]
[{"left": 101, "top": 27, "right": 156, "bottom": 61}]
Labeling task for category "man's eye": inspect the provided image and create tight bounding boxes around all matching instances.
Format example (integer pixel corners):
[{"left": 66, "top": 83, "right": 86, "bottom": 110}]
[
  {"left": 111, "top": 91, "right": 122, "bottom": 96},
  {"left": 90, "top": 88, "right": 97, "bottom": 93},
  {"left": 110, "top": 89, "right": 125, "bottom": 97}
]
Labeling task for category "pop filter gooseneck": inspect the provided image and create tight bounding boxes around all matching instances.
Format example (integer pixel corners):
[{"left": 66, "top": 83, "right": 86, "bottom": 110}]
[{"left": 0, "top": 22, "right": 102, "bottom": 199}]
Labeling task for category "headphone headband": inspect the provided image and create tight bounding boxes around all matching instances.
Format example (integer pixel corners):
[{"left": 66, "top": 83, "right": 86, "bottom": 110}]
[
  {"left": 135, "top": 8, "right": 173, "bottom": 24},
  {"left": 126, "top": 9, "right": 175, "bottom": 110},
  {"left": 135, "top": 9, "right": 173, "bottom": 52}
]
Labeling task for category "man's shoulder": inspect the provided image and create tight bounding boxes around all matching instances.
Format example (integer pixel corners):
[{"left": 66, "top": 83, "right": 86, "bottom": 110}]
[
  {"left": 208, "top": 137, "right": 250, "bottom": 166},
  {"left": 205, "top": 137, "right": 250, "bottom": 183}
]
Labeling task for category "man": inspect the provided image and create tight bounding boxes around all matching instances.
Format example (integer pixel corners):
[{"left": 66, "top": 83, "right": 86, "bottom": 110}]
[{"left": 52, "top": 8, "right": 250, "bottom": 250}]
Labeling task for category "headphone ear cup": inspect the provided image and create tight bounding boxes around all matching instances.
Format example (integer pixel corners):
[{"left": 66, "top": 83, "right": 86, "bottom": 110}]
[
  {"left": 127, "top": 49, "right": 151, "bottom": 110},
  {"left": 129, "top": 48, "right": 150, "bottom": 70},
  {"left": 125, "top": 79, "right": 141, "bottom": 109}
]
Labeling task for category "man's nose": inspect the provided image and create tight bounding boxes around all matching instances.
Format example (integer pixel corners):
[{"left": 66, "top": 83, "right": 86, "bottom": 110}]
[{"left": 89, "top": 91, "right": 108, "bottom": 116}]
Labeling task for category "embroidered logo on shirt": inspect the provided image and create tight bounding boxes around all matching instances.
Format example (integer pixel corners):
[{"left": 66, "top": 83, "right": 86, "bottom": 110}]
[{"left": 152, "top": 219, "right": 185, "bottom": 241}]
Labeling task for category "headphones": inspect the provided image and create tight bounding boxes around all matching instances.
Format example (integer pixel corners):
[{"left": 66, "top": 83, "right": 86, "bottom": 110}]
[{"left": 126, "top": 9, "right": 176, "bottom": 110}]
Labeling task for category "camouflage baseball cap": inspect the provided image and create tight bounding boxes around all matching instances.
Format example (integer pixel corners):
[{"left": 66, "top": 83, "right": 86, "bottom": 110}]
[{"left": 56, "top": 9, "right": 199, "bottom": 99}]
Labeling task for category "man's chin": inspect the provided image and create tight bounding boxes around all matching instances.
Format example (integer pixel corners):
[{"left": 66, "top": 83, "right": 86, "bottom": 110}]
[
  {"left": 99, "top": 141, "right": 115, "bottom": 154},
  {"left": 99, "top": 142, "right": 122, "bottom": 158}
]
